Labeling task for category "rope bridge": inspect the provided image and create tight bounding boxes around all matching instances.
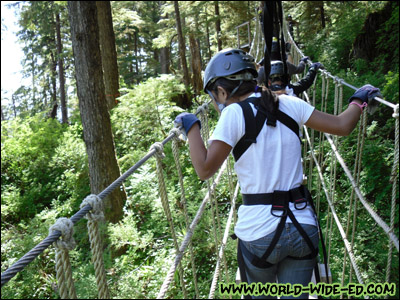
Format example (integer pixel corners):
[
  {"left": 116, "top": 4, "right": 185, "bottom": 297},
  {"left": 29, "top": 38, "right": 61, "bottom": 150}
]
[{"left": 2, "top": 17, "right": 399, "bottom": 300}]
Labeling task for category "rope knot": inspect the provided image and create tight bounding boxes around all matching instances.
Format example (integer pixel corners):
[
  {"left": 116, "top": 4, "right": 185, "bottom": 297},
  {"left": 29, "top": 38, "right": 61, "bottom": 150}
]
[
  {"left": 150, "top": 142, "right": 165, "bottom": 159},
  {"left": 169, "top": 127, "right": 186, "bottom": 143},
  {"left": 80, "top": 194, "right": 105, "bottom": 222},
  {"left": 393, "top": 104, "right": 399, "bottom": 119},
  {"left": 196, "top": 103, "right": 208, "bottom": 116},
  {"left": 49, "top": 218, "right": 76, "bottom": 250},
  {"left": 333, "top": 76, "right": 340, "bottom": 84}
]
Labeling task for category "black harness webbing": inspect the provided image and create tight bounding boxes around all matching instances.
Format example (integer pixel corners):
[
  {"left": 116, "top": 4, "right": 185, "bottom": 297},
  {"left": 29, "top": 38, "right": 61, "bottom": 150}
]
[
  {"left": 232, "top": 97, "right": 301, "bottom": 162},
  {"left": 231, "top": 98, "right": 329, "bottom": 296},
  {"left": 233, "top": 186, "right": 329, "bottom": 299}
]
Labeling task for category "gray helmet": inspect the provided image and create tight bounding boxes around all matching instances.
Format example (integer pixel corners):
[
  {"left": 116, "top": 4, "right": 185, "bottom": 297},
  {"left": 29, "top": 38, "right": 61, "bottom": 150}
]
[
  {"left": 203, "top": 48, "right": 258, "bottom": 92},
  {"left": 269, "top": 60, "right": 284, "bottom": 77}
]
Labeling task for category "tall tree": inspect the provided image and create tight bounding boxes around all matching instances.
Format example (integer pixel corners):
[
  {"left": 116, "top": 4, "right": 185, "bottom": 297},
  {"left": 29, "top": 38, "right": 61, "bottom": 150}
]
[
  {"left": 96, "top": 1, "right": 119, "bottom": 110},
  {"left": 174, "top": 1, "right": 190, "bottom": 91},
  {"left": 68, "top": 1, "right": 126, "bottom": 224},
  {"left": 189, "top": 32, "right": 202, "bottom": 94},
  {"left": 159, "top": 7, "right": 170, "bottom": 74},
  {"left": 56, "top": 12, "right": 68, "bottom": 124},
  {"left": 215, "top": 1, "right": 222, "bottom": 51}
]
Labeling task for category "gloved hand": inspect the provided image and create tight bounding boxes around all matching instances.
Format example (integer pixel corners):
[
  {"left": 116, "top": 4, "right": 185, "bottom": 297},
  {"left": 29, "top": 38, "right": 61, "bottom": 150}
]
[
  {"left": 309, "top": 62, "right": 323, "bottom": 71},
  {"left": 348, "top": 84, "right": 381, "bottom": 114},
  {"left": 300, "top": 56, "right": 309, "bottom": 63},
  {"left": 348, "top": 84, "right": 381, "bottom": 104},
  {"left": 174, "top": 112, "right": 201, "bottom": 136}
]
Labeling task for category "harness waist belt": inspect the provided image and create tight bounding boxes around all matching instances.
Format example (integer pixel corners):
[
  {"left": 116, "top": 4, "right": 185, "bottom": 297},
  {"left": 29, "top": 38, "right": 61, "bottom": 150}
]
[{"left": 242, "top": 186, "right": 305, "bottom": 206}]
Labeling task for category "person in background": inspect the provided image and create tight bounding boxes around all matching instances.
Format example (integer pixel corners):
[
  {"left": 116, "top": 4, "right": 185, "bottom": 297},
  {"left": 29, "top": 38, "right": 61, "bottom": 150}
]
[
  {"left": 174, "top": 48, "right": 380, "bottom": 299},
  {"left": 265, "top": 60, "right": 323, "bottom": 97}
]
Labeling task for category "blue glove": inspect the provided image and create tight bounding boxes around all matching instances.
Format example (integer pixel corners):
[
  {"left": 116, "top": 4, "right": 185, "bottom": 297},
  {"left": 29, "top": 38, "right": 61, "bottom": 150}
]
[
  {"left": 348, "top": 84, "right": 381, "bottom": 104},
  {"left": 174, "top": 112, "right": 201, "bottom": 135},
  {"left": 309, "top": 62, "right": 323, "bottom": 71},
  {"left": 300, "top": 56, "right": 309, "bottom": 63}
]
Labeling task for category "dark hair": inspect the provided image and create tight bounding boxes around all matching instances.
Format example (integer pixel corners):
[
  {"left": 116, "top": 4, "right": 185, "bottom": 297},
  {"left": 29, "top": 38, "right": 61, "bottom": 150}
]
[{"left": 209, "top": 71, "right": 279, "bottom": 117}]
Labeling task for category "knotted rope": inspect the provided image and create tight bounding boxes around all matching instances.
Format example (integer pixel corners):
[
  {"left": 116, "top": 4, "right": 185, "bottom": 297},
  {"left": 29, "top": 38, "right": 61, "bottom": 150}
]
[
  {"left": 385, "top": 104, "right": 399, "bottom": 295},
  {"left": 80, "top": 194, "right": 109, "bottom": 299},
  {"left": 170, "top": 128, "right": 200, "bottom": 298},
  {"left": 49, "top": 218, "right": 77, "bottom": 299},
  {"left": 150, "top": 142, "right": 187, "bottom": 299}
]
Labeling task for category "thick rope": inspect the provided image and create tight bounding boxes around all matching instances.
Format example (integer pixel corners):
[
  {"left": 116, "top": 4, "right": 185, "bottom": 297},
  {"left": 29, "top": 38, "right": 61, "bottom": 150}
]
[
  {"left": 325, "top": 133, "right": 399, "bottom": 250},
  {"left": 341, "top": 108, "right": 364, "bottom": 289},
  {"left": 304, "top": 128, "right": 366, "bottom": 287},
  {"left": 157, "top": 160, "right": 228, "bottom": 299},
  {"left": 50, "top": 218, "right": 77, "bottom": 299},
  {"left": 198, "top": 106, "right": 223, "bottom": 259},
  {"left": 150, "top": 142, "right": 188, "bottom": 299},
  {"left": 200, "top": 106, "right": 230, "bottom": 287},
  {"left": 385, "top": 104, "right": 399, "bottom": 293},
  {"left": 209, "top": 183, "right": 240, "bottom": 299},
  {"left": 170, "top": 128, "right": 200, "bottom": 298},
  {"left": 80, "top": 194, "right": 109, "bottom": 299}
]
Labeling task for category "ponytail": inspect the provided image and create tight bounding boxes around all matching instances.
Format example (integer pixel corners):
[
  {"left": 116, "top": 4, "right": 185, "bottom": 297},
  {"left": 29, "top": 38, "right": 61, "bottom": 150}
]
[
  {"left": 210, "top": 72, "right": 279, "bottom": 121},
  {"left": 259, "top": 85, "right": 279, "bottom": 120}
]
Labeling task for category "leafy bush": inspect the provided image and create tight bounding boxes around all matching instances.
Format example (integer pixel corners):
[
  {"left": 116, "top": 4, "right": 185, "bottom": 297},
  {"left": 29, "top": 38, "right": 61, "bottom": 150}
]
[
  {"left": 1, "top": 115, "right": 65, "bottom": 221},
  {"left": 111, "top": 74, "right": 187, "bottom": 171}
]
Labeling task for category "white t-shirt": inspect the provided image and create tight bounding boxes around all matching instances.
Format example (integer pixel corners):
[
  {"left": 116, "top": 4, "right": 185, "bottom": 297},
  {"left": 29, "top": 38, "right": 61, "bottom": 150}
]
[{"left": 209, "top": 93, "right": 317, "bottom": 242}]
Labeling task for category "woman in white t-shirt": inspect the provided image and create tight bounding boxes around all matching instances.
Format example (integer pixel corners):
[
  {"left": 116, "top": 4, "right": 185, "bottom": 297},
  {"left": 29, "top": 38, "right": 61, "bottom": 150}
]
[{"left": 175, "top": 48, "right": 380, "bottom": 299}]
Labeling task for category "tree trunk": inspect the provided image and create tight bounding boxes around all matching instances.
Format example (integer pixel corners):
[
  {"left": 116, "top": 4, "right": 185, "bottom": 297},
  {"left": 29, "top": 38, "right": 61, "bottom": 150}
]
[
  {"left": 215, "top": 1, "right": 222, "bottom": 51},
  {"left": 134, "top": 31, "right": 139, "bottom": 83},
  {"left": 189, "top": 32, "right": 202, "bottom": 95},
  {"left": 174, "top": 1, "right": 190, "bottom": 91},
  {"left": 56, "top": 13, "right": 68, "bottom": 124},
  {"left": 205, "top": 9, "right": 212, "bottom": 61},
  {"left": 96, "top": 1, "right": 120, "bottom": 110},
  {"left": 160, "top": 46, "right": 170, "bottom": 74},
  {"left": 49, "top": 51, "right": 58, "bottom": 119},
  {"left": 159, "top": 12, "right": 170, "bottom": 74},
  {"left": 68, "top": 1, "right": 126, "bottom": 224},
  {"left": 319, "top": 2, "right": 326, "bottom": 29}
]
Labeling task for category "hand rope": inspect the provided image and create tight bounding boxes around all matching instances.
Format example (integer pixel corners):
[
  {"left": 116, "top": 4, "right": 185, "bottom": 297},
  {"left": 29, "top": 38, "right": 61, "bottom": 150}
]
[
  {"left": 208, "top": 183, "right": 240, "bottom": 299},
  {"left": 157, "top": 160, "right": 228, "bottom": 299},
  {"left": 80, "top": 194, "right": 109, "bottom": 299},
  {"left": 150, "top": 142, "right": 188, "bottom": 299},
  {"left": 49, "top": 218, "right": 77, "bottom": 299},
  {"left": 385, "top": 104, "right": 399, "bottom": 296},
  {"left": 170, "top": 128, "right": 200, "bottom": 298}
]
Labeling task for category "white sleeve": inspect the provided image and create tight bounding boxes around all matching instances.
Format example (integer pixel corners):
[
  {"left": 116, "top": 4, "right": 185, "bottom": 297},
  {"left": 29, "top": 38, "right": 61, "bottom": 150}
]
[
  {"left": 279, "top": 95, "right": 315, "bottom": 126},
  {"left": 209, "top": 104, "right": 245, "bottom": 148}
]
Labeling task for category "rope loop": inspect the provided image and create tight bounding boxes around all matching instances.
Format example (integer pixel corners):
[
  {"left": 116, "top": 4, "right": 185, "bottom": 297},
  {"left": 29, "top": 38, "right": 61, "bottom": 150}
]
[
  {"left": 49, "top": 218, "right": 76, "bottom": 250},
  {"left": 393, "top": 104, "right": 399, "bottom": 119},
  {"left": 169, "top": 127, "right": 181, "bottom": 139},
  {"left": 334, "top": 76, "right": 340, "bottom": 85},
  {"left": 196, "top": 103, "right": 208, "bottom": 116},
  {"left": 80, "top": 194, "right": 105, "bottom": 222},
  {"left": 150, "top": 142, "right": 165, "bottom": 159}
]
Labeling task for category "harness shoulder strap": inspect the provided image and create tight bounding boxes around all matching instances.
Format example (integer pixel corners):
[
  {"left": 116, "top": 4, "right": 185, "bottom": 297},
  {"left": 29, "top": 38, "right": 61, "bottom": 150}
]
[
  {"left": 232, "top": 99, "right": 267, "bottom": 161},
  {"left": 232, "top": 98, "right": 301, "bottom": 162}
]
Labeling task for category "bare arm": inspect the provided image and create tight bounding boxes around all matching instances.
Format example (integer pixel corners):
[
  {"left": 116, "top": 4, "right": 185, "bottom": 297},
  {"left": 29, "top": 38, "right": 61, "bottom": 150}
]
[
  {"left": 305, "top": 99, "right": 363, "bottom": 136},
  {"left": 186, "top": 123, "right": 232, "bottom": 180}
]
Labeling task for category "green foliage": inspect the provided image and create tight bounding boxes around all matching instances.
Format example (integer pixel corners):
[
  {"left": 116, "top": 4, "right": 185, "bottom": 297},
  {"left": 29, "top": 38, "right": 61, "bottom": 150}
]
[
  {"left": 1, "top": 115, "right": 65, "bottom": 221},
  {"left": 111, "top": 74, "right": 186, "bottom": 170}
]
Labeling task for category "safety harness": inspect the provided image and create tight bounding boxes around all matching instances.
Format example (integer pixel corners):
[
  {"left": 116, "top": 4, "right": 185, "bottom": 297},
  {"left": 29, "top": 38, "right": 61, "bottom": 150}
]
[{"left": 231, "top": 97, "right": 329, "bottom": 298}]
